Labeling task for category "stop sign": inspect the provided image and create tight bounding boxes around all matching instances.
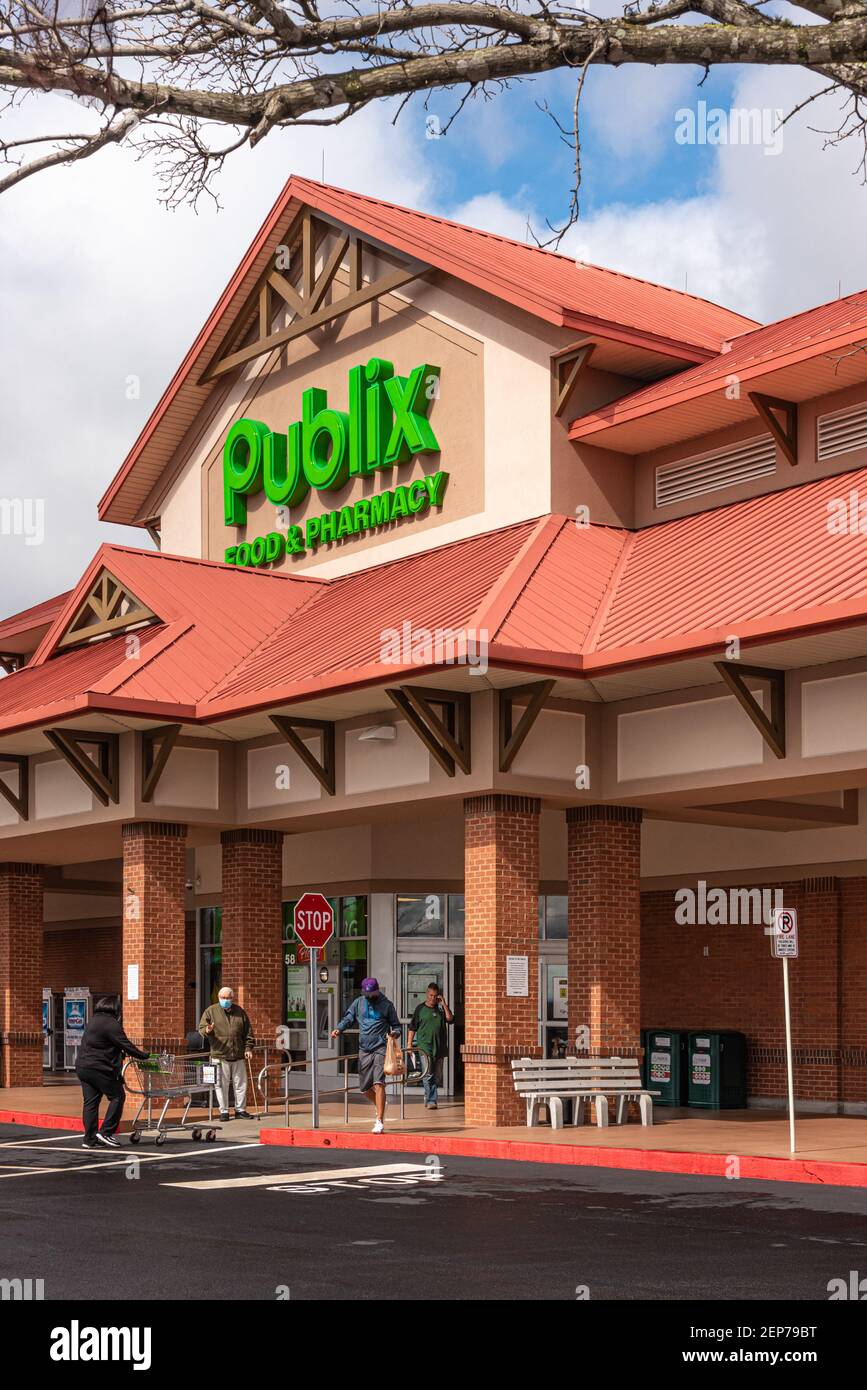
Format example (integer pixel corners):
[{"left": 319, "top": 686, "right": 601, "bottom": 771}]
[{"left": 293, "top": 892, "right": 334, "bottom": 951}]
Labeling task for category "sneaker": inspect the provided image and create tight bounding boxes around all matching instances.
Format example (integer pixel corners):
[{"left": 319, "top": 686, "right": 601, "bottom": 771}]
[
  {"left": 372, "top": 1119, "right": 385, "bottom": 1134},
  {"left": 425, "top": 1102, "right": 438, "bottom": 1110},
  {"left": 219, "top": 1112, "right": 231, "bottom": 1122},
  {"left": 234, "top": 1111, "right": 254, "bottom": 1120},
  {"left": 82, "top": 1139, "right": 99, "bottom": 1150},
  {"left": 97, "top": 1132, "right": 121, "bottom": 1149}
]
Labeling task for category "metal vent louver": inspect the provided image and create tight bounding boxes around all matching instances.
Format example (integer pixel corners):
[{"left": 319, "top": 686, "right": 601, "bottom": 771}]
[
  {"left": 817, "top": 400, "right": 867, "bottom": 462},
  {"left": 655, "top": 434, "right": 776, "bottom": 507}
]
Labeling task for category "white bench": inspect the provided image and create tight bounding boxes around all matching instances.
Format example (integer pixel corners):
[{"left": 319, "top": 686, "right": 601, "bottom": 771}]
[{"left": 511, "top": 1056, "right": 659, "bottom": 1130}]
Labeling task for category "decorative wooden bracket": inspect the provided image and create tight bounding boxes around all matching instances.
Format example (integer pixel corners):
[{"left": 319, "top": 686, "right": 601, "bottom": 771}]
[
  {"left": 0, "top": 754, "right": 28, "bottom": 820},
  {"left": 498, "top": 680, "right": 556, "bottom": 772},
  {"left": 714, "top": 661, "right": 786, "bottom": 759},
  {"left": 202, "top": 210, "right": 430, "bottom": 384},
  {"left": 141, "top": 724, "right": 182, "bottom": 803},
  {"left": 552, "top": 343, "right": 596, "bottom": 416},
  {"left": 386, "top": 686, "right": 471, "bottom": 777},
  {"left": 58, "top": 569, "right": 155, "bottom": 651},
  {"left": 270, "top": 714, "right": 336, "bottom": 796},
  {"left": 748, "top": 392, "right": 798, "bottom": 467},
  {"left": 44, "top": 728, "right": 120, "bottom": 806}
]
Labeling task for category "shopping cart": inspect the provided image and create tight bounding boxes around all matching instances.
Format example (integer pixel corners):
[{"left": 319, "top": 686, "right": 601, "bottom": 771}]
[{"left": 122, "top": 1053, "right": 222, "bottom": 1145}]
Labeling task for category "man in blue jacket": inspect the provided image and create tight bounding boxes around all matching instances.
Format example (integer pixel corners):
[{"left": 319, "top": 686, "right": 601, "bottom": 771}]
[{"left": 332, "top": 977, "right": 401, "bottom": 1133}]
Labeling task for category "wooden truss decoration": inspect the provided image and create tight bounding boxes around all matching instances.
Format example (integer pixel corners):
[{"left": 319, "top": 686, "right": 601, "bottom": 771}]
[
  {"left": 714, "top": 661, "right": 787, "bottom": 759},
  {"left": 44, "top": 728, "right": 120, "bottom": 806},
  {"left": 57, "top": 570, "right": 155, "bottom": 651},
  {"left": 0, "top": 754, "right": 28, "bottom": 820},
  {"left": 497, "top": 680, "right": 556, "bottom": 772},
  {"left": 552, "top": 343, "right": 596, "bottom": 417},
  {"left": 748, "top": 392, "right": 799, "bottom": 467},
  {"left": 202, "top": 209, "right": 430, "bottom": 384},
  {"left": 270, "top": 714, "right": 336, "bottom": 796},
  {"left": 386, "top": 686, "right": 471, "bottom": 777},
  {"left": 141, "top": 725, "right": 182, "bottom": 803}
]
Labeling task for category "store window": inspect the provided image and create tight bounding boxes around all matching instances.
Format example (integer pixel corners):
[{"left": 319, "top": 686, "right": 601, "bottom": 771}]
[
  {"left": 396, "top": 893, "right": 465, "bottom": 938},
  {"left": 397, "top": 893, "right": 445, "bottom": 937},
  {"left": 198, "top": 907, "right": 222, "bottom": 1008},
  {"left": 538, "top": 895, "right": 567, "bottom": 940}
]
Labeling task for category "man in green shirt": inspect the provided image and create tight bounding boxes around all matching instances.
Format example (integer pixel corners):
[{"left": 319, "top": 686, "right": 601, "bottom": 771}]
[{"left": 407, "top": 983, "right": 454, "bottom": 1110}]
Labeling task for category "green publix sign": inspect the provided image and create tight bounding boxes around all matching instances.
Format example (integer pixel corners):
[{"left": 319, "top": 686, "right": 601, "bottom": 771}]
[{"left": 223, "top": 357, "right": 448, "bottom": 565}]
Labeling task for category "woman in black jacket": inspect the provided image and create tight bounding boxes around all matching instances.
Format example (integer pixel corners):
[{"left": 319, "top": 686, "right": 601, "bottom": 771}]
[{"left": 75, "top": 996, "right": 150, "bottom": 1150}]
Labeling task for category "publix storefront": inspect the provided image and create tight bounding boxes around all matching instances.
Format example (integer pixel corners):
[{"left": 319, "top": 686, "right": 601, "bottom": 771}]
[{"left": 5, "top": 175, "right": 867, "bottom": 1123}]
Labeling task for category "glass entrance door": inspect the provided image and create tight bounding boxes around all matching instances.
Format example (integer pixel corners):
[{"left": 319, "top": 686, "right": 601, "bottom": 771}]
[
  {"left": 540, "top": 959, "right": 568, "bottom": 1058},
  {"left": 400, "top": 955, "right": 464, "bottom": 1096}
]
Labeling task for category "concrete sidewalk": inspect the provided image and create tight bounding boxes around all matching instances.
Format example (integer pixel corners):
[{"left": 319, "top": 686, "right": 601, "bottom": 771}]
[{"left": 6, "top": 1081, "right": 867, "bottom": 1184}]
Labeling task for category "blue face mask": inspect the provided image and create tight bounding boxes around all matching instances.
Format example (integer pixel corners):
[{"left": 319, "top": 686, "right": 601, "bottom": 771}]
[{"left": 219, "top": 999, "right": 232, "bottom": 1011}]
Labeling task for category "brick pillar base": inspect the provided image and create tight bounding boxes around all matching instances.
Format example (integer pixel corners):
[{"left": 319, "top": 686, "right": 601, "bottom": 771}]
[
  {"left": 462, "top": 795, "right": 541, "bottom": 1126},
  {"left": 122, "top": 823, "right": 187, "bottom": 1053},
  {"left": 567, "top": 806, "right": 642, "bottom": 1058},
  {"left": 0, "top": 863, "right": 43, "bottom": 1086},
  {"left": 220, "top": 830, "right": 284, "bottom": 1050}
]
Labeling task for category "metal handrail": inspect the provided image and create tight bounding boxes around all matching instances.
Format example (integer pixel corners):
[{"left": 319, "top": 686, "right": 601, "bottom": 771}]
[{"left": 256, "top": 1048, "right": 413, "bottom": 1127}]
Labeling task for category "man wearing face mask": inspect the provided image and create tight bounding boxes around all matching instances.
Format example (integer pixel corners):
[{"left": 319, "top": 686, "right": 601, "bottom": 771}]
[
  {"left": 199, "top": 987, "right": 255, "bottom": 1122},
  {"left": 331, "top": 978, "right": 401, "bottom": 1134}
]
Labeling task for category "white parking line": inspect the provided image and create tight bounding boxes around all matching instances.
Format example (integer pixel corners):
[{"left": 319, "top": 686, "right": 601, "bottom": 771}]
[
  {"left": 0, "top": 1141, "right": 262, "bottom": 1180},
  {"left": 164, "top": 1162, "right": 431, "bottom": 1191}
]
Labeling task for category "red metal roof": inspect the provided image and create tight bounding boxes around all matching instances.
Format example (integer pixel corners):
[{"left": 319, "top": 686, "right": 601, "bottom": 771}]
[
  {"left": 98, "top": 175, "right": 757, "bottom": 526},
  {"left": 6, "top": 466, "right": 867, "bottom": 734},
  {"left": 0, "top": 591, "right": 71, "bottom": 650},
  {"left": 569, "top": 287, "right": 867, "bottom": 448}
]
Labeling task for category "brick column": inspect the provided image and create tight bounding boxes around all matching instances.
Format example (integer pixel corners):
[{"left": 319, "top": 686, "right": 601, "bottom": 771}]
[
  {"left": 0, "top": 863, "right": 43, "bottom": 1086},
  {"left": 841, "top": 876, "right": 867, "bottom": 1110},
  {"left": 462, "top": 794, "right": 541, "bottom": 1126},
  {"left": 220, "top": 829, "right": 284, "bottom": 1049},
  {"left": 122, "top": 822, "right": 187, "bottom": 1052},
  {"left": 793, "top": 876, "right": 841, "bottom": 1106},
  {"left": 567, "top": 805, "right": 642, "bottom": 1057}
]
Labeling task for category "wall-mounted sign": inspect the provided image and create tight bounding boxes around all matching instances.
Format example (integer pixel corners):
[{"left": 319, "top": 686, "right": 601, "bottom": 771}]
[
  {"left": 506, "top": 955, "right": 529, "bottom": 998},
  {"left": 223, "top": 357, "right": 446, "bottom": 566}
]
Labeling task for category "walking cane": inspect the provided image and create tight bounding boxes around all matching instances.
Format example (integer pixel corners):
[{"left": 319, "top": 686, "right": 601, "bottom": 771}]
[{"left": 247, "top": 1054, "right": 263, "bottom": 1120}]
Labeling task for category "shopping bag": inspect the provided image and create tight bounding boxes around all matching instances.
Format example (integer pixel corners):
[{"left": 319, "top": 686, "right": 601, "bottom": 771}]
[{"left": 384, "top": 1034, "right": 405, "bottom": 1077}]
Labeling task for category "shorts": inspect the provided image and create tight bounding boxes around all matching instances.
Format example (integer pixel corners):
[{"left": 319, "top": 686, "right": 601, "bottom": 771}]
[{"left": 358, "top": 1047, "right": 387, "bottom": 1091}]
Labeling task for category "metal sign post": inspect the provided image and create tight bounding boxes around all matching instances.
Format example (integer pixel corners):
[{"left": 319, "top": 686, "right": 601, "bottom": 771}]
[
  {"left": 771, "top": 907, "right": 799, "bottom": 1155},
  {"left": 293, "top": 892, "right": 336, "bottom": 1132},
  {"left": 309, "top": 945, "right": 319, "bottom": 1129}
]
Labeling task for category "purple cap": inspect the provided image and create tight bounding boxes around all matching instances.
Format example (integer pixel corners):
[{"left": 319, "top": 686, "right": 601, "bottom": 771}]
[{"left": 361, "top": 977, "right": 379, "bottom": 994}]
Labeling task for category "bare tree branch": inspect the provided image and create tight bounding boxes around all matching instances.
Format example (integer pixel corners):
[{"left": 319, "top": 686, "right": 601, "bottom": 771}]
[{"left": 3, "top": 0, "right": 867, "bottom": 207}]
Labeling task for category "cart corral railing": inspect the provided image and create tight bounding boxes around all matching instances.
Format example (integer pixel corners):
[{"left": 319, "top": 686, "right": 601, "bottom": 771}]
[{"left": 254, "top": 1046, "right": 427, "bottom": 1128}]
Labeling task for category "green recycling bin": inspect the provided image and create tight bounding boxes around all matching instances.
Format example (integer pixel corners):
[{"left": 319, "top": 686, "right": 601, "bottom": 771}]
[
  {"left": 644, "top": 1029, "right": 687, "bottom": 1105},
  {"left": 687, "top": 1030, "right": 747, "bottom": 1108}
]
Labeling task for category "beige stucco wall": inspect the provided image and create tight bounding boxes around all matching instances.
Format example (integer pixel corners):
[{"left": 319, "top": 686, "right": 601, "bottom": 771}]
[{"left": 150, "top": 235, "right": 646, "bottom": 578}]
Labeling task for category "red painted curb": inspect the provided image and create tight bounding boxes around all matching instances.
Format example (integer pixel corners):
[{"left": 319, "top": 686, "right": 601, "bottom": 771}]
[
  {"left": 259, "top": 1126, "right": 867, "bottom": 1188},
  {"left": 0, "top": 1110, "right": 83, "bottom": 1132}
]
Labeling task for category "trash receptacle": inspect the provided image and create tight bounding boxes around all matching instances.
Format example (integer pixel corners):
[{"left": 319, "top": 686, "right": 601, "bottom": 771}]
[
  {"left": 645, "top": 1029, "right": 688, "bottom": 1105},
  {"left": 687, "top": 1031, "right": 747, "bottom": 1108}
]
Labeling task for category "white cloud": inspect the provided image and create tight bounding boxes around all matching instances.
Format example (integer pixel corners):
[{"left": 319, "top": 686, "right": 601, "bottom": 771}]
[{"left": 0, "top": 98, "right": 432, "bottom": 613}]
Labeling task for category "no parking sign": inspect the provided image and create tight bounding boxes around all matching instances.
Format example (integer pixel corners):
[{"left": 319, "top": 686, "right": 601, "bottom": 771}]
[{"left": 771, "top": 907, "right": 799, "bottom": 958}]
